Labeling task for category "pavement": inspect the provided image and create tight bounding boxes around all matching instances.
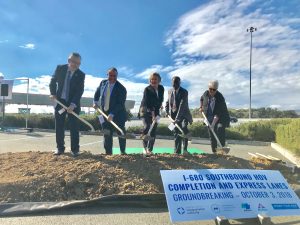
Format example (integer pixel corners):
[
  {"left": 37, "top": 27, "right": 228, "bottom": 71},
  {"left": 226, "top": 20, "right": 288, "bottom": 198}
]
[
  {"left": 0, "top": 130, "right": 291, "bottom": 163},
  {"left": 1, "top": 206, "right": 300, "bottom": 225},
  {"left": 0, "top": 129, "right": 300, "bottom": 224}
]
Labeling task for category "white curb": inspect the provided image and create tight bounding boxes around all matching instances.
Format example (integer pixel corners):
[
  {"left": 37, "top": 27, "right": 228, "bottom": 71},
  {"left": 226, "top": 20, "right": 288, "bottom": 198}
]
[{"left": 271, "top": 142, "right": 300, "bottom": 167}]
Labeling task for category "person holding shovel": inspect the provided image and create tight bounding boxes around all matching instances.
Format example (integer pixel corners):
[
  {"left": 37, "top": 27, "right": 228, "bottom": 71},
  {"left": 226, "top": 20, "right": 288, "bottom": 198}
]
[
  {"left": 49, "top": 52, "right": 85, "bottom": 157},
  {"left": 165, "top": 76, "right": 193, "bottom": 155},
  {"left": 138, "top": 72, "right": 164, "bottom": 155},
  {"left": 93, "top": 67, "right": 127, "bottom": 155},
  {"left": 200, "top": 80, "right": 230, "bottom": 154}
]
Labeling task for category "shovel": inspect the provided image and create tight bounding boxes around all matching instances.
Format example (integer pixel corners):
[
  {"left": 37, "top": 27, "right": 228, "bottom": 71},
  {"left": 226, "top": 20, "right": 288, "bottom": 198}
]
[
  {"left": 95, "top": 107, "right": 135, "bottom": 139},
  {"left": 167, "top": 115, "right": 192, "bottom": 140},
  {"left": 201, "top": 112, "right": 230, "bottom": 154},
  {"left": 54, "top": 99, "right": 95, "bottom": 132},
  {"left": 141, "top": 116, "right": 159, "bottom": 141}
]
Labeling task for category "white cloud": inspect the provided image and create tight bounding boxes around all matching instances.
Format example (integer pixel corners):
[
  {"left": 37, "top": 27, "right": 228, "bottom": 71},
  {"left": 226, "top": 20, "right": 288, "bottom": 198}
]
[
  {"left": 135, "top": 65, "right": 173, "bottom": 80},
  {"left": 10, "top": 74, "right": 152, "bottom": 113},
  {"left": 19, "top": 43, "right": 35, "bottom": 49},
  {"left": 0, "top": 40, "right": 9, "bottom": 43},
  {"left": 163, "top": 0, "right": 300, "bottom": 110}
]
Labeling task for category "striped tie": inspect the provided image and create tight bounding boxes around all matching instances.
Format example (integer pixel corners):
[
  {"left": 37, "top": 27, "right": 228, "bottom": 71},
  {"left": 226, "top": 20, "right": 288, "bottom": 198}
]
[
  {"left": 104, "top": 84, "right": 110, "bottom": 111},
  {"left": 65, "top": 71, "right": 72, "bottom": 101}
]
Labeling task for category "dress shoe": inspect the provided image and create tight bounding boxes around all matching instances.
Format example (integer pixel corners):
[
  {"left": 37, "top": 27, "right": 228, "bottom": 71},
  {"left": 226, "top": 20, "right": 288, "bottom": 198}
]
[
  {"left": 53, "top": 150, "right": 64, "bottom": 155},
  {"left": 147, "top": 150, "right": 153, "bottom": 155},
  {"left": 143, "top": 148, "right": 148, "bottom": 155},
  {"left": 183, "top": 150, "right": 190, "bottom": 155},
  {"left": 71, "top": 152, "right": 80, "bottom": 157}
]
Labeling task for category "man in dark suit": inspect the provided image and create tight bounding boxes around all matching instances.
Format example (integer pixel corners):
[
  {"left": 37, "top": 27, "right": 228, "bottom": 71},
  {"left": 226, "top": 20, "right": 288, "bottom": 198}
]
[
  {"left": 200, "top": 80, "right": 230, "bottom": 153},
  {"left": 49, "top": 52, "right": 85, "bottom": 157},
  {"left": 93, "top": 67, "right": 127, "bottom": 155},
  {"left": 166, "top": 76, "right": 193, "bottom": 154}
]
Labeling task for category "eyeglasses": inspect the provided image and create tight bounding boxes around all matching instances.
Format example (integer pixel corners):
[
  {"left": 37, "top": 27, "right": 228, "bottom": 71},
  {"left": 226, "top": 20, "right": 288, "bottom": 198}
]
[
  {"left": 209, "top": 88, "right": 216, "bottom": 91},
  {"left": 69, "top": 59, "right": 81, "bottom": 66}
]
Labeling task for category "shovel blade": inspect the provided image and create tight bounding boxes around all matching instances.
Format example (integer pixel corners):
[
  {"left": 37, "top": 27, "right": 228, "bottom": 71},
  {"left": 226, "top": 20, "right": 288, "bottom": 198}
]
[
  {"left": 216, "top": 147, "right": 230, "bottom": 154},
  {"left": 141, "top": 135, "right": 154, "bottom": 141},
  {"left": 117, "top": 133, "right": 136, "bottom": 139},
  {"left": 125, "top": 133, "right": 136, "bottom": 139},
  {"left": 178, "top": 132, "right": 192, "bottom": 141}
]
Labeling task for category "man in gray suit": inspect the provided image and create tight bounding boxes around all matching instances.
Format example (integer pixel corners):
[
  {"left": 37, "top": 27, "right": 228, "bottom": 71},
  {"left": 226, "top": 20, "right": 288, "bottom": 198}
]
[
  {"left": 166, "top": 76, "right": 193, "bottom": 154},
  {"left": 49, "top": 52, "right": 85, "bottom": 157}
]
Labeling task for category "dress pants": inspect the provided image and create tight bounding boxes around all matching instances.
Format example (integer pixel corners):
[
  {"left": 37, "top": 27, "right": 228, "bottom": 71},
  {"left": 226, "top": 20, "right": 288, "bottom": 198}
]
[
  {"left": 142, "top": 113, "right": 158, "bottom": 152},
  {"left": 207, "top": 123, "right": 226, "bottom": 153},
  {"left": 102, "top": 116, "right": 126, "bottom": 155},
  {"left": 171, "top": 111, "right": 189, "bottom": 154},
  {"left": 55, "top": 99, "right": 79, "bottom": 153},
  {"left": 173, "top": 118, "right": 189, "bottom": 154}
]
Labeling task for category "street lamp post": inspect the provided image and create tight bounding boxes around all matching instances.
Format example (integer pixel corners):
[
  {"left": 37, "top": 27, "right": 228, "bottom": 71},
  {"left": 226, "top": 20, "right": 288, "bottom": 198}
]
[
  {"left": 16, "top": 78, "right": 29, "bottom": 129},
  {"left": 247, "top": 26, "right": 257, "bottom": 119}
]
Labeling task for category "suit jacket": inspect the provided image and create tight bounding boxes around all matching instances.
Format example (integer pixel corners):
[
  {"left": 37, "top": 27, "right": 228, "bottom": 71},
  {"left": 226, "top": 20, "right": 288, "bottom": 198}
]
[
  {"left": 139, "top": 84, "right": 164, "bottom": 117},
  {"left": 94, "top": 79, "right": 127, "bottom": 124},
  {"left": 200, "top": 90, "right": 230, "bottom": 127},
  {"left": 165, "top": 87, "right": 193, "bottom": 124},
  {"left": 49, "top": 64, "right": 85, "bottom": 107}
]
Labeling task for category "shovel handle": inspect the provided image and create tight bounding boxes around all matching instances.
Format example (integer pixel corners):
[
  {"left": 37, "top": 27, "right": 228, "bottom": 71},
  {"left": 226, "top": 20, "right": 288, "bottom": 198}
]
[
  {"left": 96, "top": 107, "right": 124, "bottom": 136},
  {"left": 201, "top": 112, "right": 223, "bottom": 149},
  {"left": 167, "top": 115, "right": 185, "bottom": 134},
  {"left": 54, "top": 99, "right": 95, "bottom": 131},
  {"left": 146, "top": 115, "right": 161, "bottom": 136}
]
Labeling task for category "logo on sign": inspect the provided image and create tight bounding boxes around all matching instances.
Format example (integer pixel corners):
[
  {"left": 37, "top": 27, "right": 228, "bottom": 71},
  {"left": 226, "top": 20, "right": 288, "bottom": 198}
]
[
  {"left": 241, "top": 203, "right": 252, "bottom": 211},
  {"left": 186, "top": 206, "right": 205, "bottom": 215},
  {"left": 272, "top": 204, "right": 299, "bottom": 210},
  {"left": 211, "top": 204, "right": 220, "bottom": 213},
  {"left": 177, "top": 207, "right": 185, "bottom": 215},
  {"left": 258, "top": 203, "right": 267, "bottom": 212}
]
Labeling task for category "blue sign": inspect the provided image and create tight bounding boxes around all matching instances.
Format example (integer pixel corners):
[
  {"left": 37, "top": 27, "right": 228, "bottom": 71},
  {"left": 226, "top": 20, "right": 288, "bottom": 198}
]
[{"left": 160, "top": 169, "right": 300, "bottom": 223}]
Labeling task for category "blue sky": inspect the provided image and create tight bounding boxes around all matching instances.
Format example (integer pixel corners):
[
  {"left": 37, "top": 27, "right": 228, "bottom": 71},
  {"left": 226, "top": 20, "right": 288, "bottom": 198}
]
[{"left": 0, "top": 0, "right": 299, "bottom": 113}]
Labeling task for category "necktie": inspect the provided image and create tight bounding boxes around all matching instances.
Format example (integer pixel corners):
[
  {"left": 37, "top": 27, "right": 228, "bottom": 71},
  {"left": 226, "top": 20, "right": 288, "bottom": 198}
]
[
  {"left": 171, "top": 90, "right": 177, "bottom": 112},
  {"left": 104, "top": 83, "right": 110, "bottom": 111},
  {"left": 65, "top": 71, "right": 72, "bottom": 101}
]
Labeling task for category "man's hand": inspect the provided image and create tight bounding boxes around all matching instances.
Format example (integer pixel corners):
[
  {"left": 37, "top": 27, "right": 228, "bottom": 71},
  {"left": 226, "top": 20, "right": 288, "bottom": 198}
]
[
  {"left": 49, "top": 95, "right": 57, "bottom": 101},
  {"left": 174, "top": 119, "right": 180, "bottom": 125},
  {"left": 107, "top": 114, "right": 113, "bottom": 122},
  {"left": 67, "top": 104, "right": 75, "bottom": 113},
  {"left": 93, "top": 103, "right": 99, "bottom": 109},
  {"left": 199, "top": 106, "right": 203, "bottom": 113}
]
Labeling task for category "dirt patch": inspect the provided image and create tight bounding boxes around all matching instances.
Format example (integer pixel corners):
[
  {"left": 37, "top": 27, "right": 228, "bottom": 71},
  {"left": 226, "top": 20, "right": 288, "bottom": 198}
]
[{"left": 0, "top": 152, "right": 299, "bottom": 203}]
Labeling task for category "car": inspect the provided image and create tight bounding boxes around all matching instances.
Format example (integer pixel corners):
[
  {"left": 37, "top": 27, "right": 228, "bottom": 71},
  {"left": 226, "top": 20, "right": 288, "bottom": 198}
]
[{"left": 230, "top": 116, "right": 238, "bottom": 123}]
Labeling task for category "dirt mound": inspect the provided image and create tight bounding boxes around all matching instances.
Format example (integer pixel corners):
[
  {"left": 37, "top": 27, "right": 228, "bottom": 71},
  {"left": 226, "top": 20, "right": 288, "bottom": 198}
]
[{"left": 0, "top": 152, "right": 299, "bottom": 203}]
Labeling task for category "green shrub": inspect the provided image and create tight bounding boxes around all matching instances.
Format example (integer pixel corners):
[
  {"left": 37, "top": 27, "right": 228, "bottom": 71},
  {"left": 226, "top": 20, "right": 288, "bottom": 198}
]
[
  {"left": 276, "top": 119, "right": 300, "bottom": 155},
  {"left": 189, "top": 122, "right": 208, "bottom": 138},
  {"left": 226, "top": 129, "right": 248, "bottom": 140},
  {"left": 230, "top": 119, "right": 293, "bottom": 142},
  {"left": 1, "top": 113, "right": 99, "bottom": 131},
  {"left": 127, "top": 124, "right": 173, "bottom": 136}
]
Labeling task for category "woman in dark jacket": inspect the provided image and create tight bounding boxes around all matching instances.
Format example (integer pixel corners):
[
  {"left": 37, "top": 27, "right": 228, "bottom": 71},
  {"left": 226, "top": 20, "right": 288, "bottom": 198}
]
[
  {"left": 139, "top": 72, "right": 164, "bottom": 155},
  {"left": 200, "top": 80, "right": 230, "bottom": 153}
]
